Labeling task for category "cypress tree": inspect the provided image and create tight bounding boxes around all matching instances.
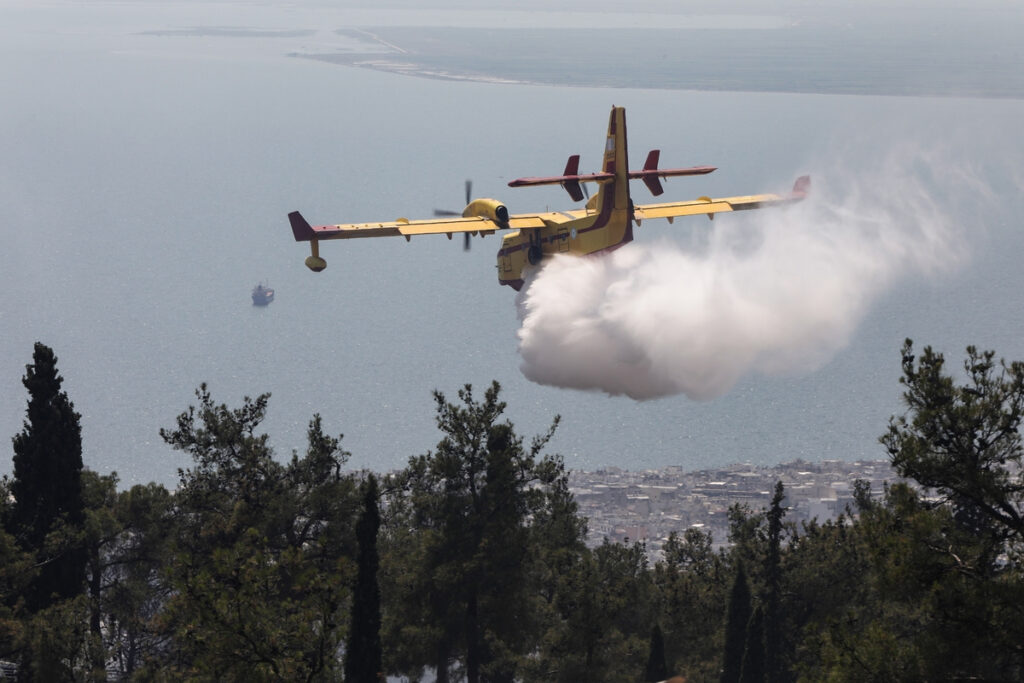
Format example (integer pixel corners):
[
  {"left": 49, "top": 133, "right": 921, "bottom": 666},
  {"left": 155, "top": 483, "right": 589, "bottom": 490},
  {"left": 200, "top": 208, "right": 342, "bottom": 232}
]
[
  {"left": 740, "top": 604, "right": 766, "bottom": 683},
  {"left": 345, "top": 474, "right": 383, "bottom": 682},
  {"left": 764, "top": 481, "right": 785, "bottom": 682},
  {"left": 8, "top": 342, "right": 86, "bottom": 611},
  {"left": 721, "top": 564, "right": 752, "bottom": 683},
  {"left": 644, "top": 623, "right": 669, "bottom": 682}
]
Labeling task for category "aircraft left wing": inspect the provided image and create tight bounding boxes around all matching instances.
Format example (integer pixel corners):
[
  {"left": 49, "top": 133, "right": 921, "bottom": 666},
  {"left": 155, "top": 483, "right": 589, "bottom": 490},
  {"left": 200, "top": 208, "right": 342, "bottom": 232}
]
[
  {"left": 633, "top": 175, "right": 810, "bottom": 223},
  {"left": 289, "top": 210, "right": 547, "bottom": 243}
]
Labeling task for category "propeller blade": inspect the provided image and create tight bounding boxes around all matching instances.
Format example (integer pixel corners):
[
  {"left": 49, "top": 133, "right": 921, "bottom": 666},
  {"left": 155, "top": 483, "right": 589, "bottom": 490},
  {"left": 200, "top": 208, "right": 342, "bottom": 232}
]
[
  {"left": 463, "top": 180, "right": 475, "bottom": 251},
  {"left": 437, "top": 180, "right": 476, "bottom": 250}
]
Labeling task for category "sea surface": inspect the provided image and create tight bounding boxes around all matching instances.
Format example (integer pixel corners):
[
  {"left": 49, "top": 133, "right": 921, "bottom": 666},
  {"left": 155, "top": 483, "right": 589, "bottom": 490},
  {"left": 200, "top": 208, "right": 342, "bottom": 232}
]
[{"left": 2, "top": 1, "right": 1024, "bottom": 488}]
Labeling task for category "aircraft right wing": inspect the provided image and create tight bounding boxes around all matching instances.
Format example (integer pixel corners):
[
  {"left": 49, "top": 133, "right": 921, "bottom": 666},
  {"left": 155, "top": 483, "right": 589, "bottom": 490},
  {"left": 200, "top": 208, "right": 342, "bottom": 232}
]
[{"left": 632, "top": 175, "right": 810, "bottom": 223}]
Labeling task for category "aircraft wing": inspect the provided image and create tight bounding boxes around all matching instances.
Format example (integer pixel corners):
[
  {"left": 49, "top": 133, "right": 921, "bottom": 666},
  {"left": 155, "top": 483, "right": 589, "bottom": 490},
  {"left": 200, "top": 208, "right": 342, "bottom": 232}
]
[
  {"left": 289, "top": 211, "right": 547, "bottom": 242},
  {"left": 633, "top": 175, "right": 810, "bottom": 223}
]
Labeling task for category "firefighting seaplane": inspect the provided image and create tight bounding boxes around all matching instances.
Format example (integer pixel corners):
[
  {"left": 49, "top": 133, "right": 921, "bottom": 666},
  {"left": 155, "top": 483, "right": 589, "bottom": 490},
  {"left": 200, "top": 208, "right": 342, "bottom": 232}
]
[{"left": 288, "top": 106, "right": 809, "bottom": 290}]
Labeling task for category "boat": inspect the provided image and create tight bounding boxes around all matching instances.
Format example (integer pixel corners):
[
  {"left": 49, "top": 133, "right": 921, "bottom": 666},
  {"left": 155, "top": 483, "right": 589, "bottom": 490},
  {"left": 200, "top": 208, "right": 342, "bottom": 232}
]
[{"left": 251, "top": 282, "right": 274, "bottom": 306}]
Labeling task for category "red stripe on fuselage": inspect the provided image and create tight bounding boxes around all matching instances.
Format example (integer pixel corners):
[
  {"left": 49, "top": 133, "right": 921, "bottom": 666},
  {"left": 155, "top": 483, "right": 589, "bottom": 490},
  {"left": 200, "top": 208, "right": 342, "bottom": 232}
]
[{"left": 495, "top": 176, "right": 632, "bottom": 260}]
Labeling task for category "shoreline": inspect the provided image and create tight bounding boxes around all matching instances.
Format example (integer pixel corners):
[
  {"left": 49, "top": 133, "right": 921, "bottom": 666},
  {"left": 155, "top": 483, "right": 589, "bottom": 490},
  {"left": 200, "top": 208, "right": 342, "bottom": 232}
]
[{"left": 295, "top": 53, "right": 1024, "bottom": 101}]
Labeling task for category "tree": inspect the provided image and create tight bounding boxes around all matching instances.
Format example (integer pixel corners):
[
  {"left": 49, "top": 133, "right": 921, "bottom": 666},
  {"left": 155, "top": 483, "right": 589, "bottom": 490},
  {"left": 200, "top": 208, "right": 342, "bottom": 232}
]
[
  {"left": 882, "top": 339, "right": 1024, "bottom": 557},
  {"left": 779, "top": 512, "right": 870, "bottom": 681},
  {"left": 721, "top": 564, "right": 752, "bottom": 683},
  {"left": 528, "top": 540, "right": 651, "bottom": 683},
  {"left": 644, "top": 624, "right": 669, "bottom": 682},
  {"left": 0, "top": 478, "right": 34, "bottom": 663},
  {"left": 763, "top": 482, "right": 785, "bottom": 682},
  {"left": 876, "top": 340, "right": 1024, "bottom": 677},
  {"left": 653, "top": 528, "right": 728, "bottom": 680},
  {"left": 101, "top": 480, "right": 175, "bottom": 678},
  {"left": 806, "top": 483, "right": 972, "bottom": 679},
  {"left": 74, "top": 471, "right": 177, "bottom": 679},
  {"left": 7, "top": 342, "right": 86, "bottom": 612},
  {"left": 159, "top": 385, "right": 359, "bottom": 678},
  {"left": 740, "top": 604, "right": 765, "bottom": 683},
  {"left": 506, "top": 442, "right": 590, "bottom": 683},
  {"left": 81, "top": 470, "right": 121, "bottom": 677},
  {"left": 346, "top": 474, "right": 383, "bottom": 683},
  {"left": 788, "top": 339, "right": 1024, "bottom": 679},
  {"left": 381, "top": 382, "right": 565, "bottom": 683}
]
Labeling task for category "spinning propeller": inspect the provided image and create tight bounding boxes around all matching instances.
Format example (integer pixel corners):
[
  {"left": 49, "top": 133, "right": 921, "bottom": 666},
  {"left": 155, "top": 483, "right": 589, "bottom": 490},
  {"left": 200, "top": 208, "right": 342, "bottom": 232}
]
[{"left": 434, "top": 180, "right": 474, "bottom": 250}]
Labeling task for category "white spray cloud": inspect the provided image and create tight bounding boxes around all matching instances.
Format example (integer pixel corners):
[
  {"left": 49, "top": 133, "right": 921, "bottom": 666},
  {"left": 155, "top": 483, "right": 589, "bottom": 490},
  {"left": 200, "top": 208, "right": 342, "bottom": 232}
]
[{"left": 515, "top": 143, "right": 985, "bottom": 400}]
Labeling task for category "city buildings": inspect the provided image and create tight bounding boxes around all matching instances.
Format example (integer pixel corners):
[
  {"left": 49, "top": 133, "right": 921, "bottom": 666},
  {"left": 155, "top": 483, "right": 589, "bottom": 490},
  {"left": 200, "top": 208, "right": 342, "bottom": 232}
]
[{"left": 568, "top": 459, "right": 900, "bottom": 557}]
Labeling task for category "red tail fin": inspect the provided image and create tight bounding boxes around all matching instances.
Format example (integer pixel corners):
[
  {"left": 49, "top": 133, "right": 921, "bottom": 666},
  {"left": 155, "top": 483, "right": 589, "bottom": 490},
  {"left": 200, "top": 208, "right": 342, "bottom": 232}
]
[
  {"left": 792, "top": 175, "right": 811, "bottom": 197},
  {"left": 562, "top": 155, "right": 584, "bottom": 202},
  {"left": 627, "top": 149, "right": 715, "bottom": 197},
  {"left": 289, "top": 211, "right": 316, "bottom": 241},
  {"left": 641, "top": 150, "right": 663, "bottom": 196}
]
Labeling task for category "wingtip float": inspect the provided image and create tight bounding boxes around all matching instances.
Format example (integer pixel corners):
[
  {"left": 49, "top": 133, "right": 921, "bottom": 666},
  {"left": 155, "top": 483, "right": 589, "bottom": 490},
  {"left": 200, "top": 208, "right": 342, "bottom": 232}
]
[{"left": 289, "top": 106, "right": 810, "bottom": 291}]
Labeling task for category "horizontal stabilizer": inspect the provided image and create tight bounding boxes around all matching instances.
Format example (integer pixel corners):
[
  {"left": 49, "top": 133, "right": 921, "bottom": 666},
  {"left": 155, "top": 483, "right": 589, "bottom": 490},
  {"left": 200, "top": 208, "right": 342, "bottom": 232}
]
[
  {"left": 508, "top": 160, "right": 614, "bottom": 197},
  {"left": 627, "top": 156, "right": 716, "bottom": 197}
]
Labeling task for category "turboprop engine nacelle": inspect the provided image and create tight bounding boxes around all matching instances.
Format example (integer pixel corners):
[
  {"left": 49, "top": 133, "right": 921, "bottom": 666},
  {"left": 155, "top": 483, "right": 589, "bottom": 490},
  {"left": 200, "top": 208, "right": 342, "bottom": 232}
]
[{"left": 462, "top": 198, "right": 509, "bottom": 224}]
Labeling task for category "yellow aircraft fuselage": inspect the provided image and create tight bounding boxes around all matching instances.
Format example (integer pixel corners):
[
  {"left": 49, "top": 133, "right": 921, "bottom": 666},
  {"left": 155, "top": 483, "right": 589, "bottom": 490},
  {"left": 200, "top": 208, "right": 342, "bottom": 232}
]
[{"left": 496, "top": 107, "right": 633, "bottom": 289}]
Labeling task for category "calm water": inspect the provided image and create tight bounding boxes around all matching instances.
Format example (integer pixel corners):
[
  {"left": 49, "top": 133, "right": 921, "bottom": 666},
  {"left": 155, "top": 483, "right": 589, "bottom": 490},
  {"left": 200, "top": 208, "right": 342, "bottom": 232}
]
[{"left": 2, "top": 2, "right": 1024, "bottom": 487}]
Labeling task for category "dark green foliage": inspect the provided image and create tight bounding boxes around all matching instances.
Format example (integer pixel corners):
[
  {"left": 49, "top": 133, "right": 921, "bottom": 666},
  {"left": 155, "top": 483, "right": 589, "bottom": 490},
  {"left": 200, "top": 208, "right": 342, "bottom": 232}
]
[
  {"left": 727, "top": 504, "right": 768, "bottom": 580},
  {"left": 877, "top": 340, "right": 1024, "bottom": 675},
  {"left": 713, "top": 487, "right": 796, "bottom": 682},
  {"left": 100, "top": 479, "right": 174, "bottom": 678},
  {"left": 16, "top": 595, "right": 93, "bottom": 680},
  {"left": 346, "top": 474, "right": 383, "bottom": 683},
  {"left": 525, "top": 539, "right": 652, "bottom": 682},
  {"left": 740, "top": 604, "right": 765, "bottom": 683},
  {"left": 653, "top": 528, "right": 728, "bottom": 679},
  {"left": 644, "top": 624, "right": 668, "bottom": 682},
  {"left": 882, "top": 339, "right": 1024, "bottom": 555},
  {"left": 0, "top": 479, "right": 33, "bottom": 662},
  {"left": 8, "top": 343, "right": 86, "bottom": 612},
  {"left": 788, "top": 341, "right": 1024, "bottom": 680},
  {"left": 780, "top": 513, "right": 868, "bottom": 680},
  {"left": 721, "top": 564, "right": 752, "bottom": 683},
  {"left": 763, "top": 482, "right": 784, "bottom": 683},
  {"left": 380, "top": 381, "right": 569, "bottom": 683},
  {"left": 159, "top": 385, "right": 359, "bottom": 678},
  {"left": 5, "top": 344, "right": 1024, "bottom": 680},
  {"left": 81, "top": 470, "right": 121, "bottom": 677}
]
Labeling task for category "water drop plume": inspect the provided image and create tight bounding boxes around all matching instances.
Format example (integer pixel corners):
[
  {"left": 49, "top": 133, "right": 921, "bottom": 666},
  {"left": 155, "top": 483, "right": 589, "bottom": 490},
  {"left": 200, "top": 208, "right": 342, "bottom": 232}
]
[{"left": 516, "top": 144, "right": 980, "bottom": 400}]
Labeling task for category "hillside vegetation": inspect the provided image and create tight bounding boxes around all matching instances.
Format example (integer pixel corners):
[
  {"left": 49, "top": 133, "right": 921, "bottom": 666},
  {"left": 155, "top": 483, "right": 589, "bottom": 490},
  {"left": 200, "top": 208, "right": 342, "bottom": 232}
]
[{"left": 2, "top": 339, "right": 1023, "bottom": 681}]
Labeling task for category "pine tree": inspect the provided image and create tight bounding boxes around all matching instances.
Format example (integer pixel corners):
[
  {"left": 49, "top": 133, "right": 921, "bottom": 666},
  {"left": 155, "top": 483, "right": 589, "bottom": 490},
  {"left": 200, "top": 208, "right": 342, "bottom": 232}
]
[
  {"left": 346, "top": 474, "right": 383, "bottom": 683},
  {"left": 8, "top": 342, "right": 86, "bottom": 611},
  {"left": 384, "top": 382, "right": 562, "bottom": 683},
  {"left": 882, "top": 340, "right": 1024, "bottom": 556},
  {"left": 160, "top": 388, "right": 358, "bottom": 677}
]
